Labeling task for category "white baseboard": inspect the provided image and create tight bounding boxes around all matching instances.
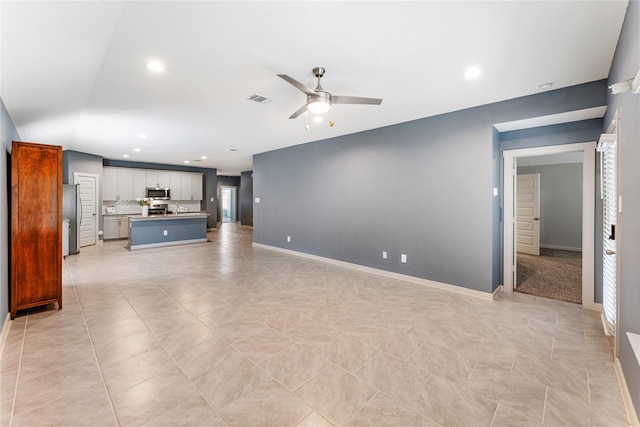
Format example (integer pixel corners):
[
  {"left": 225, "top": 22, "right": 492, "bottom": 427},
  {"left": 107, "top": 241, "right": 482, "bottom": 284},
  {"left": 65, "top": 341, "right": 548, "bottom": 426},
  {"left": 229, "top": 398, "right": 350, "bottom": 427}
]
[
  {"left": 615, "top": 357, "right": 640, "bottom": 426},
  {"left": 0, "top": 313, "right": 12, "bottom": 357},
  {"left": 252, "top": 243, "right": 497, "bottom": 301},
  {"left": 540, "top": 244, "right": 582, "bottom": 252}
]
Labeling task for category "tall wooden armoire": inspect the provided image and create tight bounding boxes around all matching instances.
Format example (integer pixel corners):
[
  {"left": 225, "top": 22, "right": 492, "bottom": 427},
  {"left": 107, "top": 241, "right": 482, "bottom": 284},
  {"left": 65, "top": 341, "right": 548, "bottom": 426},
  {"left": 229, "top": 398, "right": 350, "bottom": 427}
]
[{"left": 11, "top": 141, "right": 63, "bottom": 319}]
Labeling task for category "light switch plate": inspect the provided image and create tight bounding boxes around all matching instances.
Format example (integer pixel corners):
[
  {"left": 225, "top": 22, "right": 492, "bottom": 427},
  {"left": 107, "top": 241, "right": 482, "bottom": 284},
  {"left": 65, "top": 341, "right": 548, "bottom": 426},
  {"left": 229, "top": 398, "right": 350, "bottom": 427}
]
[{"left": 255, "top": 197, "right": 261, "bottom": 203}]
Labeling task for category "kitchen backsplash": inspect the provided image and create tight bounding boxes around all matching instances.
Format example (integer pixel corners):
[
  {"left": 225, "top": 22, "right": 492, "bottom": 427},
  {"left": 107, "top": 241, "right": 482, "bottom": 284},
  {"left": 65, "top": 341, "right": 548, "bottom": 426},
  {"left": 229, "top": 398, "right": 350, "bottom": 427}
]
[{"left": 103, "top": 200, "right": 201, "bottom": 215}]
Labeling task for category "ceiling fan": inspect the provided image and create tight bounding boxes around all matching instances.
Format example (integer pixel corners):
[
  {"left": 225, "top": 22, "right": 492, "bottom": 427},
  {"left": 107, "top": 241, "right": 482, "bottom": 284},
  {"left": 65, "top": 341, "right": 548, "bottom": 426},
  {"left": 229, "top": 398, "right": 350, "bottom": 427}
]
[{"left": 278, "top": 67, "right": 383, "bottom": 119}]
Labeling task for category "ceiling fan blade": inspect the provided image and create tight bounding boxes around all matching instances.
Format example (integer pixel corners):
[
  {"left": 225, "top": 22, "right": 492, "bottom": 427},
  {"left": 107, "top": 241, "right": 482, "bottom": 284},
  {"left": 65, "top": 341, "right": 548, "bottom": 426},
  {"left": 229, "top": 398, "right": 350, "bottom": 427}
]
[
  {"left": 332, "top": 95, "right": 383, "bottom": 105},
  {"left": 277, "top": 74, "right": 316, "bottom": 96},
  {"left": 288, "top": 104, "right": 308, "bottom": 119}
]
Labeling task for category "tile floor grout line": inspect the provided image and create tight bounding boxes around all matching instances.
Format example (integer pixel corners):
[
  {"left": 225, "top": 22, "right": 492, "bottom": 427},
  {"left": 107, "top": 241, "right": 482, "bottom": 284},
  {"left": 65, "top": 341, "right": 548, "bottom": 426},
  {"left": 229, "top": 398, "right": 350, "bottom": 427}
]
[
  {"left": 488, "top": 403, "right": 499, "bottom": 427},
  {"left": 8, "top": 312, "right": 28, "bottom": 427},
  {"left": 542, "top": 385, "right": 549, "bottom": 424},
  {"left": 69, "top": 271, "right": 122, "bottom": 427}
]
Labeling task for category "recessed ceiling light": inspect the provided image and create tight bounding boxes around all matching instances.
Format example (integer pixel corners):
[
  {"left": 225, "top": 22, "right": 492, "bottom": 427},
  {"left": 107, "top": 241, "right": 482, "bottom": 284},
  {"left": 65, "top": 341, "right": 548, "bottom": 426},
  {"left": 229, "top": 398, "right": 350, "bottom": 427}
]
[
  {"left": 146, "top": 61, "right": 165, "bottom": 73},
  {"left": 184, "top": 160, "right": 190, "bottom": 164},
  {"left": 133, "top": 148, "right": 141, "bottom": 152},
  {"left": 201, "top": 156, "right": 207, "bottom": 160},
  {"left": 123, "top": 154, "right": 130, "bottom": 158},
  {"left": 464, "top": 67, "right": 482, "bottom": 79},
  {"left": 138, "top": 134, "right": 148, "bottom": 139},
  {"left": 539, "top": 82, "right": 553, "bottom": 90},
  {"left": 225, "top": 148, "right": 238, "bottom": 152}
]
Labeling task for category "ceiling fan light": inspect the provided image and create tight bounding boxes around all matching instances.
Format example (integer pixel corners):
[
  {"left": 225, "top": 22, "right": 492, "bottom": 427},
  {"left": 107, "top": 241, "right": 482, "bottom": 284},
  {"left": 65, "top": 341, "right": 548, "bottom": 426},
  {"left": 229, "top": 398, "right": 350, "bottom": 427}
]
[{"left": 307, "top": 99, "right": 331, "bottom": 115}]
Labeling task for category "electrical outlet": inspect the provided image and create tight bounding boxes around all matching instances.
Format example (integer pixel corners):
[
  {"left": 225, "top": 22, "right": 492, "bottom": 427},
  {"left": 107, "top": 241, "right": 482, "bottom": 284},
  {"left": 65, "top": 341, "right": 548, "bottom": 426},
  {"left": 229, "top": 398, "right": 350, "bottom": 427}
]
[
  {"left": 382, "top": 251, "right": 387, "bottom": 259},
  {"left": 287, "top": 235, "right": 291, "bottom": 242},
  {"left": 163, "top": 230, "right": 168, "bottom": 236},
  {"left": 210, "top": 197, "right": 214, "bottom": 202},
  {"left": 401, "top": 254, "right": 407, "bottom": 263}
]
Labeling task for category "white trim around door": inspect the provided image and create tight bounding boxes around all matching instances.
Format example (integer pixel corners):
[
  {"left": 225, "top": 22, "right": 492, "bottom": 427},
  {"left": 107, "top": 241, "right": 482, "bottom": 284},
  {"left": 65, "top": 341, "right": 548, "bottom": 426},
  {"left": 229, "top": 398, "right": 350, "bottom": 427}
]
[
  {"left": 73, "top": 172, "right": 100, "bottom": 247},
  {"left": 503, "top": 142, "right": 597, "bottom": 310}
]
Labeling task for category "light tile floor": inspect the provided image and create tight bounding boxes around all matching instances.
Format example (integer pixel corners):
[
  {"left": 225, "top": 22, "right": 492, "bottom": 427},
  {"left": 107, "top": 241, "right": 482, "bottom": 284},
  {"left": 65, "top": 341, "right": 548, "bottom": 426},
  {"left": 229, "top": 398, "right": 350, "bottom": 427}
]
[{"left": 0, "top": 223, "right": 630, "bottom": 426}]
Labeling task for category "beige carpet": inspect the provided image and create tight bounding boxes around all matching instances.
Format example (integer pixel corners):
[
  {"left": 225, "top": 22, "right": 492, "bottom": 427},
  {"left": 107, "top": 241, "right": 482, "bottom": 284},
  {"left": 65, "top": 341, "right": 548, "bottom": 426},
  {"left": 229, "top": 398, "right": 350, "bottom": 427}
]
[{"left": 516, "top": 248, "right": 582, "bottom": 304}]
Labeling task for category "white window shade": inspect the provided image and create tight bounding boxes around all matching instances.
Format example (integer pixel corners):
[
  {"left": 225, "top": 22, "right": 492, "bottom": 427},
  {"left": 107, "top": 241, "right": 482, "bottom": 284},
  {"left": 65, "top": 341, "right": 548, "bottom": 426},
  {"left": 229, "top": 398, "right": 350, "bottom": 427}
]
[{"left": 601, "top": 139, "right": 617, "bottom": 337}]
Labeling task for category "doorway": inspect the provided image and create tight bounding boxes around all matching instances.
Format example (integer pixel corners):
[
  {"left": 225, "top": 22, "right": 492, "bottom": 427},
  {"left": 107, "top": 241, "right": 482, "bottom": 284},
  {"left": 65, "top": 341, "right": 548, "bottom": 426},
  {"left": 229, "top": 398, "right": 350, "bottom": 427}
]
[
  {"left": 515, "top": 158, "right": 583, "bottom": 304},
  {"left": 73, "top": 172, "right": 99, "bottom": 247},
  {"left": 503, "top": 142, "right": 596, "bottom": 310},
  {"left": 221, "top": 186, "right": 237, "bottom": 223}
]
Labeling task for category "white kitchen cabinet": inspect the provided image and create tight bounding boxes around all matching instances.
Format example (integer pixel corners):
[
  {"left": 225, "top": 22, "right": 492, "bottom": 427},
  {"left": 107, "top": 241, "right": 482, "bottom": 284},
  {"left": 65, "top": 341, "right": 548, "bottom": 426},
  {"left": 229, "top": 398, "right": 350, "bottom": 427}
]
[
  {"left": 158, "top": 171, "right": 171, "bottom": 188},
  {"left": 103, "top": 217, "right": 120, "bottom": 239},
  {"left": 145, "top": 171, "right": 158, "bottom": 188},
  {"left": 191, "top": 173, "right": 203, "bottom": 200},
  {"left": 117, "top": 168, "right": 134, "bottom": 201},
  {"left": 119, "top": 217, "right": 129, "bottom": 238},
  {"left": 180, "top": 173, "right": 191, "bottom": 200},
  {"left": 170, "top": 172, "right": 182, "bottom": 199},
  {"left": 145, "top": 170, "right": 171, "bottom": 188},
  {"left": 103, "top": 168, "right": 118, "bottom": 200},
  {"left": 104, "top": 215, "right": 129, "bottom": 240},
  {"left": 133, "top": 170, "right": 146, "bottom": 198}
]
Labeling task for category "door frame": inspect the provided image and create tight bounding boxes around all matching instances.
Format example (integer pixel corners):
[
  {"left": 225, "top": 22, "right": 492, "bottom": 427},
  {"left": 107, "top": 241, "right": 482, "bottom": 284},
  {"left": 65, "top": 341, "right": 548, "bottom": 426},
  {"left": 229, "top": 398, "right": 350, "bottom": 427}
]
[
  {"left": 503, "top": 142, "right": 597, "bottom": 309},
  {"left": 220, "top": 185, "right": 238, "bottom": 223},
  {"left": 73, "top": 172, "right": 100, "bottom": 246}
]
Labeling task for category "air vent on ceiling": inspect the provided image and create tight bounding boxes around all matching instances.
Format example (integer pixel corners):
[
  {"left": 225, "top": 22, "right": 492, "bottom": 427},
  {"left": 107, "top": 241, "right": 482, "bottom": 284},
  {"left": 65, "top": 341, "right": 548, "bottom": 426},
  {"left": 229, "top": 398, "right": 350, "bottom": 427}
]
[{"left": 247, "top": 93, "right": 272, "bottom": 104}]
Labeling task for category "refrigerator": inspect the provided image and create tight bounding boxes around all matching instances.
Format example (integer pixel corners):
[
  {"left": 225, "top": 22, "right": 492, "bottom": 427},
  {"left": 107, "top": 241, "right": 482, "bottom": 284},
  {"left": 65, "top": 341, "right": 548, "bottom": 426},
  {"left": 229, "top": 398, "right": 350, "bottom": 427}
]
[{"left": 63, "top": 184, "right": 81, "bottom": 255}]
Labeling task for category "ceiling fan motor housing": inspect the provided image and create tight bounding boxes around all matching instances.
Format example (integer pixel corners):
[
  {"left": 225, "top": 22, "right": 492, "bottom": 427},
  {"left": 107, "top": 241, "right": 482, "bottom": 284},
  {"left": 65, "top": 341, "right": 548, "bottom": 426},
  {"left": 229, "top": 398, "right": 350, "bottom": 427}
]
[{"left": 307, "top": 91, "right": 331, "bottom": 114}]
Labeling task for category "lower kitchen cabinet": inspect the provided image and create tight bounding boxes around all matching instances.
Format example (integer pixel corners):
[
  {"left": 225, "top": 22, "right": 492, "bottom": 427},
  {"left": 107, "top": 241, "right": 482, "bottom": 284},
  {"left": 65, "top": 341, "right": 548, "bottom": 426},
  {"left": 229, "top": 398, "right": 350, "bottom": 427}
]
[{"left": 103, "top": 216, "right": 129, "bottom": 240}]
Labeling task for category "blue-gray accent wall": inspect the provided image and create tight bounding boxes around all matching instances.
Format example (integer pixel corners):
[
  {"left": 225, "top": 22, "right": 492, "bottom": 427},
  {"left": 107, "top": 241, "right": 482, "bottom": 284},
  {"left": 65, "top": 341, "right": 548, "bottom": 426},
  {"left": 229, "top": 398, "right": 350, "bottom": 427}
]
[
  {"left": 1, "top": 99, "right": 20, "bottom": 333},
  {"left": 605, "top": 0, "right": 640, "bottom": 415},
  {"left": 254, "top": 80, "right": 607, "bottom": 294}
]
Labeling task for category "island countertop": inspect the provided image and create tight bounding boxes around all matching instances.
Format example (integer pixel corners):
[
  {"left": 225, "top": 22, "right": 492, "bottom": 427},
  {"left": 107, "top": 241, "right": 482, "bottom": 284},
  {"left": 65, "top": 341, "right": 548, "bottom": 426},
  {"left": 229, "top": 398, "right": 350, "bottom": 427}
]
[{"left": 127, "top": 212, "right": 208, "bottom": 221}]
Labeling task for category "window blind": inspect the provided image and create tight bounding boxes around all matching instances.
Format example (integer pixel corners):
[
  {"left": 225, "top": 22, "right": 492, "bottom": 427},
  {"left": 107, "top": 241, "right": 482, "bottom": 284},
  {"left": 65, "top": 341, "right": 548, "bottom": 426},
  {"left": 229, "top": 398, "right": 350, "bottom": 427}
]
[{"left": 601, "top": 143, "right": 617, "bottom": 337}]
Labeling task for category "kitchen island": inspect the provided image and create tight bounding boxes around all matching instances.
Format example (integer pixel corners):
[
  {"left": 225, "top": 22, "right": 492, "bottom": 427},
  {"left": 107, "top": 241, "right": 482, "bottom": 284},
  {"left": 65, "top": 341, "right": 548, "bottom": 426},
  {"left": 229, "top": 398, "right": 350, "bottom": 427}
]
[{"left": 127, "top": 213, "right": 208, "bottom": 250}]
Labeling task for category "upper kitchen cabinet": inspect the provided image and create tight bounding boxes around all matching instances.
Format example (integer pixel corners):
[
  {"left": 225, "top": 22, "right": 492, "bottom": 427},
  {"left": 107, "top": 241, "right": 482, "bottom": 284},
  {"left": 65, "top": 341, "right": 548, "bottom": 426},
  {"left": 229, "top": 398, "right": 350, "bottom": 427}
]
[
  {"left": 146, "top": 170, "right": 171, "bottom": 188},
  {"left": 102, "top": 167, "right": 119, "bottom": 200},
  {"left": 133, "top": 170, "right": 146, "bottom": 198},
  {"left": 173, "top": 172, "right": 203, "bottom": 201},
  {"left": 117, "top": 168, "right": 134, "bottom": 200},
  {"left": 103, "top": 167, "right": 146, "bottom": 201},
  {"left": 170, "top": 172, "right": 182, "bottom": 198},
  {"left": 191, "top": 173, "right": 203, "bottom": 201}
]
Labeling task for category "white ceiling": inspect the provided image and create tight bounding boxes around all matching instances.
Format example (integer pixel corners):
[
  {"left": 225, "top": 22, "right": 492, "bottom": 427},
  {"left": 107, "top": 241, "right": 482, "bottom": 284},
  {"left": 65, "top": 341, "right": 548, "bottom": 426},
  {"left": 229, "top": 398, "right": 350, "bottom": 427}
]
[{"left": 1, "top": 1, "right": 628, "bottom": 175}]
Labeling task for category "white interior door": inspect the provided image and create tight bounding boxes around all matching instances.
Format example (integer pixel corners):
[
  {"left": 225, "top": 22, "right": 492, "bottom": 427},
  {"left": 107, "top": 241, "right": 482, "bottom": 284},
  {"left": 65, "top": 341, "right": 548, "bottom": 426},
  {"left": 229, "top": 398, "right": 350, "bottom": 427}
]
[
  {"left": 516, "top": 173, "right": 540, "bottom": 255},
  {"left": 74, "top": 172, "right": 99, "bottom": 247}
]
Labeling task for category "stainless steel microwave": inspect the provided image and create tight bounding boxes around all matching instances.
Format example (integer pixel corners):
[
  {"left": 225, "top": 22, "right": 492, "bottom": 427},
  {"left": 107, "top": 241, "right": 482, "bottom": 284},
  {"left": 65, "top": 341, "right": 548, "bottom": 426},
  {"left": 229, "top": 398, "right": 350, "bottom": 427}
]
[{"left": 146, "top": 187, "right": 171, "bottom": 200}]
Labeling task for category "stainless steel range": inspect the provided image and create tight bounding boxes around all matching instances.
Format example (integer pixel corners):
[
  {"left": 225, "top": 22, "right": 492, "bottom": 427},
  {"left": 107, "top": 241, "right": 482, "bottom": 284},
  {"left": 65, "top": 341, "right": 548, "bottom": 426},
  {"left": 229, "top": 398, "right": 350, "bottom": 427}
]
[{"left": 148, "top": 201, "right": 170, "bottom": 215}]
